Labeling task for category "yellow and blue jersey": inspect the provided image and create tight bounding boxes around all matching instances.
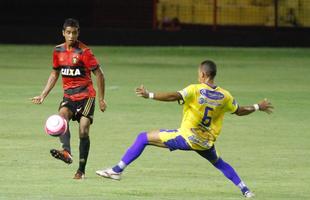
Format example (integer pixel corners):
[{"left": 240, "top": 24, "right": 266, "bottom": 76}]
[{"left": 176, "top": 83, "right": 238, "bottom": 148}]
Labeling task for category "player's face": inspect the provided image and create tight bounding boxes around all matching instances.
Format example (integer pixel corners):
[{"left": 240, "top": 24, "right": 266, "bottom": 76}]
[{"left": 63, "top": 26, "right": 79, "bottom": 47}]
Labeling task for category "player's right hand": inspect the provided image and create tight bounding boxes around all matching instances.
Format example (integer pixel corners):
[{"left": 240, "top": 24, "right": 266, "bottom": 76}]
[
  {"left": 31, "top": 96, "right": 44, "bottom": 104},
  {"left": 258, "top": 98, "right": 274, "bottom": 114},
  {"left": 135, "top": 85, "right": 149, "bottom": 98}
]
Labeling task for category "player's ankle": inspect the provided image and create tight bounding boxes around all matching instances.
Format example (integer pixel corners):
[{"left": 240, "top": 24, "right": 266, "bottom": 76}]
[{"left": 112, "top": 165, "right": 123, "bottom": 173}]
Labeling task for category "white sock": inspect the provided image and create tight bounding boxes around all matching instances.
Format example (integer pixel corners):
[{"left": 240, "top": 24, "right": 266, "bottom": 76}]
[
  {"left": 118, "top": 160, "right": 127, "bottom": 170},
  {"left": 237, "top": 181, "right": 247, "bottom": 189}
]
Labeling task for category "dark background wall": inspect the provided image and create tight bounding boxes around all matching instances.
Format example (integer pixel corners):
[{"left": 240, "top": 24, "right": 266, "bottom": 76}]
[
  {"left": 0, "top": 0, "right": 309, "bottom": 47},
  {"left": 0, "top": 0, "right": 153, "bottom": 29}
]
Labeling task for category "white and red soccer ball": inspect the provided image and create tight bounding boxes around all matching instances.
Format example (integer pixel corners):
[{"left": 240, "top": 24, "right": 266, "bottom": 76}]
[{"left": 44, "top": 115, "right": 67, "bottom": 137}]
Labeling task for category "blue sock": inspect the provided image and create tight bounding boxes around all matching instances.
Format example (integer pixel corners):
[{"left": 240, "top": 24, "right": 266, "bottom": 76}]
[
  {"left": 113, "top": 132, "right": 148, "bottom": 173},
  {"left": 213, "top": 158, "right": 242, "bottom": 186},
  {"left": 112, "top": 165, "right": 123, "bottom": 173}
]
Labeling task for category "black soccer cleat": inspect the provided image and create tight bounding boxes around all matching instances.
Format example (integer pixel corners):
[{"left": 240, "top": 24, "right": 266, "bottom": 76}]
[{"left": 50, "top": 149, "right": 73, "bottom": 164}]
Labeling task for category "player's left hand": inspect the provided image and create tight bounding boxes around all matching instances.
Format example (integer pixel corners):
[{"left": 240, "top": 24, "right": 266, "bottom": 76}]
[{"left": 99, "top": 99, "right": 107, "bottom": 112}]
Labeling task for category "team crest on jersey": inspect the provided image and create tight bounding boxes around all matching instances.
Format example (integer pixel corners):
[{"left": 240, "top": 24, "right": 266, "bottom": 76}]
[{"left": 72, "top": 57, "right": 79, "bottom": 64}]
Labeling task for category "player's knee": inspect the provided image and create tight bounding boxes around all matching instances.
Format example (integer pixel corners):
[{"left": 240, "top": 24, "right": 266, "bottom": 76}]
[
  {"left": 79, "top": 130, "right": 89, "bottom": 138},
  {"left": 59, "top": 108, "right": 72, "bottom": 120},
  {"left": 136, "top": 132, "right": 148, "bottom": 144},
  {"left": 211, "top": 157, "right": 222, "bottom": 166}
]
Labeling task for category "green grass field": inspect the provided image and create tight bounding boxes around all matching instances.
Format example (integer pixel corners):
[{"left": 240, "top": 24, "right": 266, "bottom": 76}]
[{"left": 0, "top": 45, "right": 309, "bottom": 200}]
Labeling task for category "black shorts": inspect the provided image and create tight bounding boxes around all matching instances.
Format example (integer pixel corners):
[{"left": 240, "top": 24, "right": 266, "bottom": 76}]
[{"left": 59, "top": 97, "right": 95, "bottom": 124}]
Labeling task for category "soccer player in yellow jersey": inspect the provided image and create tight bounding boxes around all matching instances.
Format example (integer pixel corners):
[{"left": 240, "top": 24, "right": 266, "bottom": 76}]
[{"left": 96, "top": 60, "right": 273, "bottom": 198}]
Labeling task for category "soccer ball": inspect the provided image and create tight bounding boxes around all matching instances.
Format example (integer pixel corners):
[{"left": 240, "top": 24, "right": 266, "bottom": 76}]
[{"left": 44, "top": 115, "right": 67, "bottom": 137}]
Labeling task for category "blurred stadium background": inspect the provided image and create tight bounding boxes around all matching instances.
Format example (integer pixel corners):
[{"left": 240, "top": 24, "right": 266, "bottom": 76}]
[
  {"left": 157, "top": 0, "right": 310, "bottom": 28},
  {"left": 1, "top": 0, "right": 310, "bottom": 46}
]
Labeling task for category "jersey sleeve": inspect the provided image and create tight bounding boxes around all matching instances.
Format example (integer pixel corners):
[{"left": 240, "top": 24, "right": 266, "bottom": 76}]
[
  {"left": 177, "top": 84, "right": 196, "bottom": 103},
  {"left": 83, "top": 49, "right": 100, "bottom": 71},
  {"left": 52, "top": 50, "right": 60, "bottom": 70},
  {"left": 224, "top": 91, "right": 239, "bottom": 113}
]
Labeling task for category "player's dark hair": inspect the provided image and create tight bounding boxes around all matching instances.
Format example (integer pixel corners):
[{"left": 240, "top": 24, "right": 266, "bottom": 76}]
[
  {"left": 200, "top": 60, "right": 217, "bottom": 79},
  {"left": 63, "top": 18, "right": 80, "bottom": 30}
]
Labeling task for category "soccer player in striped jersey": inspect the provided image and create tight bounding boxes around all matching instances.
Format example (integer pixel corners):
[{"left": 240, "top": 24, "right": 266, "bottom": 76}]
[
  {"left": 31, "top": 18, "right": 107, "bottom": 179},
  {"left": 96, "top": 60, "right": 273, "bottom": 198}
]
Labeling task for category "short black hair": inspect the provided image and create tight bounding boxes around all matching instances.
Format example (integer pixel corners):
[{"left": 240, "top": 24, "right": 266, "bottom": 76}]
[
  {"left": 200, "top": 60, "right": 217, "bottom": 79},
  {"left": 63, "top": 18, "right": 80, "bottom": 30}
]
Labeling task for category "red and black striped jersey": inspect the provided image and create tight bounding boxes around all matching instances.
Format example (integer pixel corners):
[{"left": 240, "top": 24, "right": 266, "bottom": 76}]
[{"left": 53, "top": 41, "right": 99, "bottom": 101}]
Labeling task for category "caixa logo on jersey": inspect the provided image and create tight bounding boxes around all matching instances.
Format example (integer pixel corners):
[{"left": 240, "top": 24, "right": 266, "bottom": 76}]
[
  {"left": 61, "top": 66, "right": 85, "bottom": 77},
  {"left": 200, "top": 89, "right": 224, "bottom": 100}
]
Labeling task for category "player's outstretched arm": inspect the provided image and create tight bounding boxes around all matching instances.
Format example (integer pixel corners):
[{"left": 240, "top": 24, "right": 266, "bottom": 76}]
[
  {"left": 31, "top": 70, "right": 59, "bottom": 104},
  {"left": 135, "top": 85, "right": 182, "bottom": 102},
  {"left": 234, "top": 98, "right": 274, "bottom": 116}
]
